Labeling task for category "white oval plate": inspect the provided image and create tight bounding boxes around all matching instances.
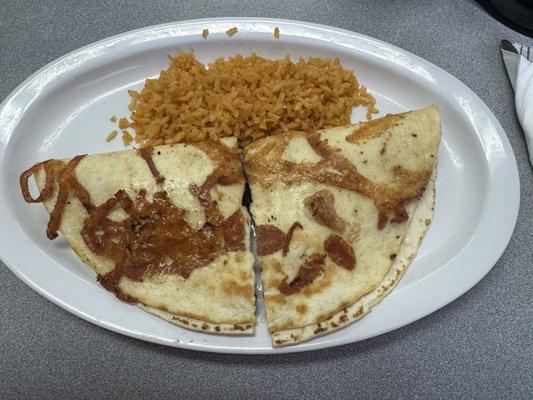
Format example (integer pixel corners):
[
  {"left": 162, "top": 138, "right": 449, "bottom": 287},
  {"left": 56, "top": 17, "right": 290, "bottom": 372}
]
[{"left": 0, "top": 18, "right": 519, "bottom": 354}]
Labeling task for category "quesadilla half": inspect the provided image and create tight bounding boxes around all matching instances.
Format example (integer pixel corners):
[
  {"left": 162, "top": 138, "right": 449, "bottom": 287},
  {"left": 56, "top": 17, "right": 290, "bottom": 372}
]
[
  {"left": 20, "top": 137, "right": 256, "bottom": 334},
  {"left": 243, "top": 106, "right": 440, "bottom": 346}
]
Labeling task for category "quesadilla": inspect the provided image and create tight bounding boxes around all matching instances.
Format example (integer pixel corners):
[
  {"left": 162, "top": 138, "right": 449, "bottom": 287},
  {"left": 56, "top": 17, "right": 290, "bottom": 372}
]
[
  {"left": 20, "top": 137, "right": 256, "bottom": 334},
  {"left": 20, "top": 105, "right": 441, "bottom": 345},
  {"left": 243, "top": 106, "right": 440, "bottom": 346}
]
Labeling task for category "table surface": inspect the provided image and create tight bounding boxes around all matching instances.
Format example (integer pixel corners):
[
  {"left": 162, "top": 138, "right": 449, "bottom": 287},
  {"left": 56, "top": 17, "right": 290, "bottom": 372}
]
[{"left": 1, "top": 0, "right": 532, "bottom": 399}]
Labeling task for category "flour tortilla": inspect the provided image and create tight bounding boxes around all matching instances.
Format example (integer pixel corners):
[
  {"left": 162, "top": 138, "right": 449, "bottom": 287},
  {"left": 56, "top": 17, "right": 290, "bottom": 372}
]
[
  {"left": 32, "top": 137, "right": 256, "bottom": 334},
  {"left": 244, "top": 106, "right": 441, "bottom": 346}
]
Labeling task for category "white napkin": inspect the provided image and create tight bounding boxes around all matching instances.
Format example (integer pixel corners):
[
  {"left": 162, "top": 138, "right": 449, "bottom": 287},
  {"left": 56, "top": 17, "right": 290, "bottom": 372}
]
[{"left": 501, "top": 43, "right": 533, "bottom": 167}]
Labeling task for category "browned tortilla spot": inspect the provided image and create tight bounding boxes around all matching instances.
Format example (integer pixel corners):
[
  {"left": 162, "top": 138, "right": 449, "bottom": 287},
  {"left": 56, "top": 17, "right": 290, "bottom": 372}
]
[
  {"left": 345, "top": 114, "right": 401, "bottom": 143},
  {"left": 222, "top": 280, "right": 254, "bottom": 299},
  {"left": 296, "top": 304, "right": 308, "bottom": 315}
]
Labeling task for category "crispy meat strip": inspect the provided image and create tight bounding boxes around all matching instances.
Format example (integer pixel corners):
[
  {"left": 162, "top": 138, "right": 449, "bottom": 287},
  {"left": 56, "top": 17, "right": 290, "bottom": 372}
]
[
  {"left": 138, "top": 147, "right": 165, "bottom": 184},
  {"left": 324, "top": 234, "right": 356, "bottom": 270},
  {"left": 278, "top": 254, "right": 325, "bottom": 295},
  {"left": 20, "top": 155, "right": 94, "bottom": 239},
  {"left": 305, "top": 189, "right": 346, "bottom": 231}
]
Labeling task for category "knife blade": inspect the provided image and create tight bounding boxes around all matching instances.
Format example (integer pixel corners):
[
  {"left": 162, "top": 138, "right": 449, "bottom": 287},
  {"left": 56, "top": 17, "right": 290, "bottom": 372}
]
[{"left": 501, "top": 39, "right": 518, "bottom": 53}]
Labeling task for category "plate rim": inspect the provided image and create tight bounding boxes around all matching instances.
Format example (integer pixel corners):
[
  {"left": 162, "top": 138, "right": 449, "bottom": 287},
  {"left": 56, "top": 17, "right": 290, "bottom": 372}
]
[{"left": 0, "top": 17, "right": 520, "bottom": 354}]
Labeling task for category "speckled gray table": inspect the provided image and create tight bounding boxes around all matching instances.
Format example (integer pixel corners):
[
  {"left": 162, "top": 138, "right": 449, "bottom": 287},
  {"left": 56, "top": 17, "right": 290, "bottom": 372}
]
[{"left": 0, "top": 0, "right": 532, "bottom": 399}]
